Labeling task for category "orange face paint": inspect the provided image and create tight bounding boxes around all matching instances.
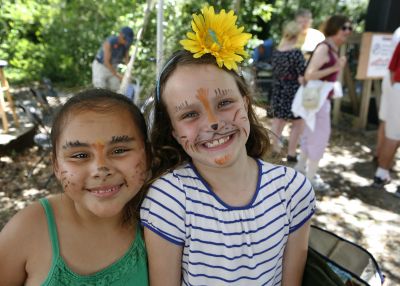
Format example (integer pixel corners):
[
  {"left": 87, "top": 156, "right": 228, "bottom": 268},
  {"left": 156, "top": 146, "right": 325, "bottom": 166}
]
[
  {"left": 214, "top": 154, "right": 230, "bottom": 165},
  {"left": 196, "top": 88, "right": 217, "bottom": 125},
  {"left": 93, "top": 142, "right": 106, "bottom": 166}
]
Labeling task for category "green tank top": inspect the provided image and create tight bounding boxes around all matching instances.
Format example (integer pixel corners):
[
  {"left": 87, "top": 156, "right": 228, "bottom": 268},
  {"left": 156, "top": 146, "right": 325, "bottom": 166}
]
[{"left": 39, "top": 198, "right": 148, "bottom": 286}]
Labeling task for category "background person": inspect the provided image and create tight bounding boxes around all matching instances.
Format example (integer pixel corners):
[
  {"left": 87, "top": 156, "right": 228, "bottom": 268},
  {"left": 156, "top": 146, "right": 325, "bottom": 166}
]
[
  {"left": 92, "top": 27, "right": 134, "bottom": 91},
  {"left": 295, "top": 9, "right": 325, "bottom": 57},
  {"left": 270, "top": 21, "right": 306, "bottom": 162},
  {"left": 373, "top": 36, "right": 400, "bottom": 191},
  {"left": 295, "top": 15, "right": 351, "bottom": 191}
]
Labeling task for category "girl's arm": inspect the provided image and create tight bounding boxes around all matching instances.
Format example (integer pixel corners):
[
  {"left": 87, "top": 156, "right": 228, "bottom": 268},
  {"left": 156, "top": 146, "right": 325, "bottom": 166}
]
[
  {"left": 304, "top": 44, "right": 344, "bottom": 81},
  {"left": 0, "top": 206, "right": 37, "bottom": 285},
  {"left": 281, "top": 220, "right": 311, "bottom": 286},
  {"left": 144, "top": 228, "right": 183, "bottom": 286}
]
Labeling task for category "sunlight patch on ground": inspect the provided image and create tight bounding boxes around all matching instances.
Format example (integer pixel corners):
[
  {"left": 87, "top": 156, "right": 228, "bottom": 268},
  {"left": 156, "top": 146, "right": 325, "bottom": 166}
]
[
  {"left": 0, "top": 156, "right": 13, "bottom": 163},
  {"left": 23, "top": 188, "right": 42, "bottom": 197},
  {"left": 340, "top": 171, "right": 371, "bottom": 186},
  {"left": 320, "top": 151, "right": 362, "bottom": 167}
]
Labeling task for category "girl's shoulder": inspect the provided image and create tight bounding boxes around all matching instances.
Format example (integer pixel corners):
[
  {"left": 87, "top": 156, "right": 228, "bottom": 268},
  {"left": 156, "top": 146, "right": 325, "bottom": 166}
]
[
  {"left": 1, "top": 198, "right": 48, "bottom": 240},
  {"left": 153, "top": 163, "right": 195, "bottom": 184},
  {"left": 258, "top": 159, "right": 306, "bottom": 181},
  {"left": 0, "top": 198, "right": 50, "bottom": 273}
]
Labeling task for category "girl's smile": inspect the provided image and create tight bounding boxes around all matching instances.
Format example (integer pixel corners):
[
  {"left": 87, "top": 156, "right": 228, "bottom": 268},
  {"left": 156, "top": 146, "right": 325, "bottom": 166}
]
[{"left": 86, "top": 183, "right": 125, "bottom": 198}]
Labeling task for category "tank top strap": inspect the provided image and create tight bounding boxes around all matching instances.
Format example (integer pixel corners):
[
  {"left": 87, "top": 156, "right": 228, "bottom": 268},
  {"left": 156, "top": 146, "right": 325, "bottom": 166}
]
[{"left": 39, "top": 198, "right": 60, "bottom": 260}]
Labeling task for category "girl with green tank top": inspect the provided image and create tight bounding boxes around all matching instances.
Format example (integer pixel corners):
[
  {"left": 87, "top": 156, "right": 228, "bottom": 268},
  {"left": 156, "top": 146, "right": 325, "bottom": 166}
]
[{"left": 0, "top": 90, "right": 149, "bottom": 285}]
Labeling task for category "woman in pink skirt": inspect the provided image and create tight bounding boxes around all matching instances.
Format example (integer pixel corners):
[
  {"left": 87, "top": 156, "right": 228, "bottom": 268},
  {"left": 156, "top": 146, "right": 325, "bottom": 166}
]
[{"left": 295, "top": 15, "right": 352, "bottom": 191}]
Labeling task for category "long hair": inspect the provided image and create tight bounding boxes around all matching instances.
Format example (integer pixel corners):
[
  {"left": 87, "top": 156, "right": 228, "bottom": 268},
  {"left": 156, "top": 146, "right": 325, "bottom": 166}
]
[
  {"left": 149, "top": 50, "right": 270, "bottom": 183},
  {"left": 51, "top": 88, "right": 151, "bottom": 225}
]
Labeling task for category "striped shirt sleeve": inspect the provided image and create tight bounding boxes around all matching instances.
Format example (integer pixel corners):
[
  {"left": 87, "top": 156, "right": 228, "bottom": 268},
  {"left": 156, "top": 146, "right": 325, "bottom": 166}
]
[
  {"left": 140, "top": 173, "right": 186, "bottom": 245},
  {"left": 283, "top": 167, "right": 316, "bottom": 233}
]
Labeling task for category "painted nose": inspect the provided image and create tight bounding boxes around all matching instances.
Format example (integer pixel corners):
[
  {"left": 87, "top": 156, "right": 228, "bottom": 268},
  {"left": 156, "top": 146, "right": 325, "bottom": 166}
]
[
  {"left": 211, "top": 123, "right": 218, "bottom": 130},
  {"left": 94, "top": 165, "right": 112, "bottom": 179}
]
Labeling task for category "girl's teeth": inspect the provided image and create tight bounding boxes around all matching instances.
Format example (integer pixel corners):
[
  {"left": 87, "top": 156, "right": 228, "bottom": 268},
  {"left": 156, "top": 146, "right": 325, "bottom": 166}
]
[
  {"left": 92, "top": 186, "right": 117, "bottom": 194},
  {"left": 205, "top": 136, "right": 229, "bottom": 148}
]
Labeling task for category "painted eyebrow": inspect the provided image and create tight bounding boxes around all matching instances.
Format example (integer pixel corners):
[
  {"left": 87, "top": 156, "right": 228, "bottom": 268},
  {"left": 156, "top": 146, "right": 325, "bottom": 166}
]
[
  {"left": 110, "top": 135, "right": 135, "bottom": 143},
  {"left": 62, "top": 136, "right": 135, "bottom": 149},
  {"left": 62, "top": 140, "right": 89, "bottom": 149}
]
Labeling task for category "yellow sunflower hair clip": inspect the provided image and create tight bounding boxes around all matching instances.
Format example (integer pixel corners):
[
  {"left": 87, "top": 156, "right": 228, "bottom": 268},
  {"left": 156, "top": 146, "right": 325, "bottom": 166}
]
[{"left": 180, "top": 6, "right": 252, "bottom": 71}]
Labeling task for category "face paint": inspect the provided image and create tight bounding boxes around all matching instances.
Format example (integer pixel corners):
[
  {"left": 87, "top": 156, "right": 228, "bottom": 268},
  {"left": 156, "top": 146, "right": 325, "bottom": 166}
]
[
  {"left": 93, "top": 142, "right": 106, "bottom": 167},
  {"left": 174, "top": 100, "right": 190, "bottom": 113},
  {"left": 215, "top": 154, "right": 231, "bottom": 165},
  {"left": 196, "top": 88, "right": 218, "bottom": 125},
  {"left": 233, "top": 108, "right": 249, "bottom": 138},
  {"left": 214, "top": 88, "right": 233, "bottom": 97},
  {"left": 131, "top": 160, "right": 147, "bottom": 186}
]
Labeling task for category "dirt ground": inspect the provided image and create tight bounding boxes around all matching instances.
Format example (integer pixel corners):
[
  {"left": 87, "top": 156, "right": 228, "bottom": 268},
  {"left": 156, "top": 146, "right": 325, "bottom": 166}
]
[{"left": 0, "top": 101, "right": 399, "bottom": 285}]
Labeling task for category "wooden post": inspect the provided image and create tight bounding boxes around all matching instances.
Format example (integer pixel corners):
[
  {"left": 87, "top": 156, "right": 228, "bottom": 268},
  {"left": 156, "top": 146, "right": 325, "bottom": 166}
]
[
  {"left": 343, "top": 63, "right": 359, "bottom": 114},
  {"left": 0, "top": 87, "right": 9, "bottom": 133},
  {"left": 332, "top": 45, "right": 346, "bottom": 125},
  {"left": 356, "top": 79, "right": 372, "bottom": 128},
  {"left": 0, "top": 67, "right": 19, "bottom": 131}
]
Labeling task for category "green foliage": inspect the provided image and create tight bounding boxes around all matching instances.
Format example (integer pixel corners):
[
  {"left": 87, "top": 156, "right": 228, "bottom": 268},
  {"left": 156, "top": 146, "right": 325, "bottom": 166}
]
[{"left": 0, "top": 0, "right": 368, "bottom": 96}]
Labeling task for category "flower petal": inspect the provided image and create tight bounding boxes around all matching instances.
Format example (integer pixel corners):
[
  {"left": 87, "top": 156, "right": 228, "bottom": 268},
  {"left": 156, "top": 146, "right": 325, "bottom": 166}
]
[{"left": 180, "top": 5, "right": 252, "bottom": 70}]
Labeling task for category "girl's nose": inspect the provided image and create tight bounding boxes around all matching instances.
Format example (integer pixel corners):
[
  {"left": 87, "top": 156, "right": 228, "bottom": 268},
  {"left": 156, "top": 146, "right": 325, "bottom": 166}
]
[
  {"left": 211, "top": 123, "right": 218, "bottom": 130},
  {"left": 94, "top": 165, "right": 112, "bottom": 179}
]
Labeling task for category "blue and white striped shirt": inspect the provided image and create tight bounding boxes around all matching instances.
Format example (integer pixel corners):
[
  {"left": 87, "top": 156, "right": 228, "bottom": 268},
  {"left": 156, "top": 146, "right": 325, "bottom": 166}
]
[{"left": 141, "top": 159, "right": 315, "bottom": 285}]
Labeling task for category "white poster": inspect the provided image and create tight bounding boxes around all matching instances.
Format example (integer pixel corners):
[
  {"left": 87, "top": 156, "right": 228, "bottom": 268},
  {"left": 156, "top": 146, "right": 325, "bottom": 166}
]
[{"left": 367, "top": 34, "right": 394, "bottom": 78}]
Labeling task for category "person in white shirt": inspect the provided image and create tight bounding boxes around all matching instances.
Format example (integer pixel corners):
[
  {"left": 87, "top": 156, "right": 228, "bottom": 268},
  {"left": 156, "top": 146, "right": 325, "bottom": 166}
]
[{"left": 295, "top": 9, "right": 325, "bottom": 57}]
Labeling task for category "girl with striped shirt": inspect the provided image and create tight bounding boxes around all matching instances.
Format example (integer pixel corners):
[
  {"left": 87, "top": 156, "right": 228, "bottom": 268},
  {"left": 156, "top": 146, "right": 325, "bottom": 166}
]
[{"left": 141, "top": 7, "right": 315, "bottom": 286}]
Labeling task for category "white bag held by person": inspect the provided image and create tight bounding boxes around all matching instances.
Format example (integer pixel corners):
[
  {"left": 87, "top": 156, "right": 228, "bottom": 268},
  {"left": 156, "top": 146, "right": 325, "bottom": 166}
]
[
  {"left": 291, "top": 80, "right": 334, "bottom": 131},
  {"left": 302, "top": 85, "right": 322, "bottom": 110}
]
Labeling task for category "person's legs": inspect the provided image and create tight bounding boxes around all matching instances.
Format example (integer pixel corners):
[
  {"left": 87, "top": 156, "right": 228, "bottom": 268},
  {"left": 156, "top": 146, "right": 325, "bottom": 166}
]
[
  {"left": 374, "top": 137, "right": 399, "bottom": 187},
  {"left": 378, "top": 138, "right": 398, "bottom": 170},
  {"left": 92, "top": 60, "right": 108, "bottom": 89},
  {"left": 375, "top": 121, "right": 385, "bottom": 159},
  {"left": 108, "top": 76, "right": 121, "bottom": 92},
  {"left": 288, "top": 119, "right": 304, "bottom": 157},
  {"left": 271, "top": 118, "right": 286, "bottom": 153},
  {"left": 305, "top": 101, "right": 331, "bottom": 191},
  {"left": 295, "top": 150, "right": 307, "bottom": 174}
]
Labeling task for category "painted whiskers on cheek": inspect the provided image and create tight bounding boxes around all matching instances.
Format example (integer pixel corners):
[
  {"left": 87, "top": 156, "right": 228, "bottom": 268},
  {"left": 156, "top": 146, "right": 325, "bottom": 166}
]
[
  {"left": 129, "top": 153, "right": 148, "bottom": 188},
  {"left": 179, "top": 135, "right": 198, "bottom": 153},
  {"left": 233, "top": 107, "right": 249, "bottom": 138},
  {"left": 60, "top": 170, "right": 75, "bottom": 191}
]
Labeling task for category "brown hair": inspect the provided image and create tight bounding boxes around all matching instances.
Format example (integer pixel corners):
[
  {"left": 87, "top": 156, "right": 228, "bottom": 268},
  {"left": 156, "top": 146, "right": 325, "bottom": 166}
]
[
  {"left": 51, "top": 88, "right": 151, "bottom": 225},
  {"left": 322, "top": 15, "right": 350, "bottom": 37},
  {"left": 149, "top": 50, "right": 270, "bottom": 182}
]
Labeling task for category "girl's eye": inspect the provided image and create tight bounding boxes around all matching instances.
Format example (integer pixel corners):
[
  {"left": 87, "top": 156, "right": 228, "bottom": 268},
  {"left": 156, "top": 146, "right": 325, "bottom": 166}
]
[
  {"left": 113, "top": 148, "right": 130, "bottom": 155},
  {"left": 218, "top": 99, "right": 233, "bottom": 108},
  {"left": 71, "top": 153, "right": 88, "bottom": 159},
  {"left": 181, "top": 111, "right": 198, "bottom": 119}
]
